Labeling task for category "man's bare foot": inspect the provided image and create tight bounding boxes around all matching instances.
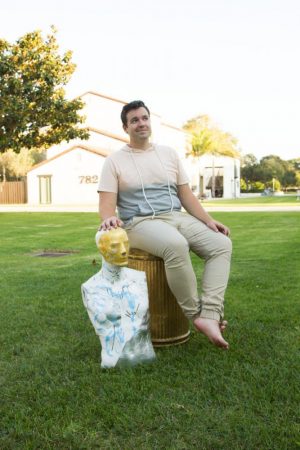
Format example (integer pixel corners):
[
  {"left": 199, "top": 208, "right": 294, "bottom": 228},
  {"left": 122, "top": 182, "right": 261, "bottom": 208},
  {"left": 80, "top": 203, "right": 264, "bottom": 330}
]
[{"left": 193, "top": 317, "right": 229, "bottom": 349}]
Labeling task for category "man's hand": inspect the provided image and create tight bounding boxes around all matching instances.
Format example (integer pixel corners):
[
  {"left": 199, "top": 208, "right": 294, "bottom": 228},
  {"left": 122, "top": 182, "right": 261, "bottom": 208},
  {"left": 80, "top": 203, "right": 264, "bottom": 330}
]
[
  {"left": 206, "top": 219, "right": 230, "bottom": 236},
  {"left": 99, "top": 216, "right": 124, "bottom": 231}
]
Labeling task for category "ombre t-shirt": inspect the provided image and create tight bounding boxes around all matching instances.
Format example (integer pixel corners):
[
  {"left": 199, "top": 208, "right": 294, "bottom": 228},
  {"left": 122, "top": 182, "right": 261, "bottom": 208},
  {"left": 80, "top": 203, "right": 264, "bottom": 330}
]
[{"left": 98, "top": 144, "right": 189, "bottom": 224}]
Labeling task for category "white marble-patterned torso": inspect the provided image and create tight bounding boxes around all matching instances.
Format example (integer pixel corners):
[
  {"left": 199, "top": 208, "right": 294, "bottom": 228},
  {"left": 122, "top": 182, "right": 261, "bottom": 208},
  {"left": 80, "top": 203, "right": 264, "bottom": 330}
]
[{"left": 82, "top": 261, "right": 155, "bottom": 368}]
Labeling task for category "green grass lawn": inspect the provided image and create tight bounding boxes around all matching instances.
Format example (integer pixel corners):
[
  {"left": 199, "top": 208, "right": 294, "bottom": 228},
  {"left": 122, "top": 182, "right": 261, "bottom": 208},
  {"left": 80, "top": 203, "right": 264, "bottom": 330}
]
[
  {"left": 203, "top": 195, "right": 300, "bottom": 207},
  {"left": 1, "top": 212, "right": 299, "bottom": 450}
]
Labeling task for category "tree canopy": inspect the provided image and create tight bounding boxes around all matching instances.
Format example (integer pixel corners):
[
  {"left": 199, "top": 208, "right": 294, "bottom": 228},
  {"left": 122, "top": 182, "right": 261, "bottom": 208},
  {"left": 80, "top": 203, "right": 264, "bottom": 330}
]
[
  {"left": 0, "top": 27, "right": 89, "bottom": 154},
  {"left": 183, "top": 115, "right": 240, "bottom": 159},
  {"left": 241, "top": 153, "right": 300, "bottom": 191},
  {"left": 0, "top": 147, "right": 47, "bottom": 181}
]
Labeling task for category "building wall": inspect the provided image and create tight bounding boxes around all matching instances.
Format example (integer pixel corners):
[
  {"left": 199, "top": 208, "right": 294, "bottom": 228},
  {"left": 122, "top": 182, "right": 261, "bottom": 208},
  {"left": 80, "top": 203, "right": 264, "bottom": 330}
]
[
  {"left": 46, "top": 92, "right": 128, "bottom": 158},
  {"left": 47, "top": 130, "right": 126, "bottom": 159},
  {"left": 46, "top": 93, "right": 189, "bottom": 163},
  {"left": 184, "top": 155, "right": 240, "bottom": 198},
  {"left": 84, "top": 130, "right": 126, "bottom": 152},
  {"left": 28, "top": 148, "right": 105, "bottom": 205},
  {"left": 81, "top": 92, "right": 127, "bottom": 137},
  {"left": 30, "top": 92, "right": 240, "bottom": 204}
]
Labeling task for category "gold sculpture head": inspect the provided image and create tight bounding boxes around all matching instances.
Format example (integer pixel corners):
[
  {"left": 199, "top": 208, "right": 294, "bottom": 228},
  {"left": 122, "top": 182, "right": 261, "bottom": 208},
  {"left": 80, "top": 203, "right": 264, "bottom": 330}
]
[{"left": 96, "top": 227, "right": 129, "bottom": 266}]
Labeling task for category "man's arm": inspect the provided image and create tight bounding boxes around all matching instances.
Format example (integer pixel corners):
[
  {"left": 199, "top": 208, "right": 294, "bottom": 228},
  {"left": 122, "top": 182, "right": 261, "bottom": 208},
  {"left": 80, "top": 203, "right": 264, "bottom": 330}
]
[
  {"left": 98, "top": 192, "right": 124, "bottom": 230},
  {"left": 177, "top": 184, "right": 230, "bottom": 236}
]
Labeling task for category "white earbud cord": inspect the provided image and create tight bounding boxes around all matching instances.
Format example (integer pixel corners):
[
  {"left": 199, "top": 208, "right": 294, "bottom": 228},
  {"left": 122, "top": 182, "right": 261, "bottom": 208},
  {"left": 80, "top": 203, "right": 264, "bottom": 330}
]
[
  {"left": 154, "top": 146, "right": 174, "bottom": 214},
  {"left": 130, "top": 145, "right": 174, "bottom": 219}
]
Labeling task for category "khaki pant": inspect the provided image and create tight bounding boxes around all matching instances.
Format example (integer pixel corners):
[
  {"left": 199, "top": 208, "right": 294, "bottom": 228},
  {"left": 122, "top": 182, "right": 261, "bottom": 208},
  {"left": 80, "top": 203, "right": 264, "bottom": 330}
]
[{"left": 125, "top": 211, "right": 232, "bottom": 322}]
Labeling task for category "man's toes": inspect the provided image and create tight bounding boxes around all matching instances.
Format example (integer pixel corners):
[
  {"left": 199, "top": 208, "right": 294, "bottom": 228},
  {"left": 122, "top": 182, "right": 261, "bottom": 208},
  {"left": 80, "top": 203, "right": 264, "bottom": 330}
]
[
  {"left": 219, "top": 320, "right": 228, "bottom": 332},
  {"left": 214, "top": 336, "right": 229, "bottom": 349}
]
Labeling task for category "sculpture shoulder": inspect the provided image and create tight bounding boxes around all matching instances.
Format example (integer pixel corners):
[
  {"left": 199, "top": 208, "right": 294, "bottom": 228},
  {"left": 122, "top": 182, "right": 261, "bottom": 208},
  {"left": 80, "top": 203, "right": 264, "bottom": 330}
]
[
  {"left": 81, "top": 271, "right": 102, "bottom": 290},
  {"left": 122, "top": 267, "right": 146, "bottom": 281}
]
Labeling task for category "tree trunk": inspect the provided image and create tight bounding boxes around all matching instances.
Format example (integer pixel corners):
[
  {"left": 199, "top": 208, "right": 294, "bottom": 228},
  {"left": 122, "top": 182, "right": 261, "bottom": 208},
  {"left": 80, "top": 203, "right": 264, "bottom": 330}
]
[{"left": 211, "top": 155, "right": 215, "bottom": 198}]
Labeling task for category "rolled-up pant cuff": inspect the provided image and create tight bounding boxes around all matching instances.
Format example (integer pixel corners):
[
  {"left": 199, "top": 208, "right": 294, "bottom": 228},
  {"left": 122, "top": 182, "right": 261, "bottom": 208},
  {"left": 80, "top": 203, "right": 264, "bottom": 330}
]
[
  {"left": 188, "top": 312, "right": 201, "bottom": 321},
  {"left": 199, "top": 309, "right": 221, "bottom": 321}
]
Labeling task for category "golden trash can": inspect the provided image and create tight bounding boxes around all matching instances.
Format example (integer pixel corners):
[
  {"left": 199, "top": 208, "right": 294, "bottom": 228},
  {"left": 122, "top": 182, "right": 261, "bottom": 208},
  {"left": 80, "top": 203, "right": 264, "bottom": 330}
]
[{"left": 128, "top": 248, "right": 190, "bottom": 347}]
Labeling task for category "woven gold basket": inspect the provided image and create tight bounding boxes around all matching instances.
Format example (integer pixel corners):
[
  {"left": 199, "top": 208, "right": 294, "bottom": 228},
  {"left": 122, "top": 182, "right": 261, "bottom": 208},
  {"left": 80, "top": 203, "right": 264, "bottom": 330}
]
[{"left": 128, "top": 248, "right": 190, "bottom": 347}]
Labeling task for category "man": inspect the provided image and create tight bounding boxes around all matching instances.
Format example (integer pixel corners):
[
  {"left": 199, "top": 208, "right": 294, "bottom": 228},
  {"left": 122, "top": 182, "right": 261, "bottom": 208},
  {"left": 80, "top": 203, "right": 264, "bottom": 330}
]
[{"left": 98, "top": 100, "right": 232, "bottom": 349}]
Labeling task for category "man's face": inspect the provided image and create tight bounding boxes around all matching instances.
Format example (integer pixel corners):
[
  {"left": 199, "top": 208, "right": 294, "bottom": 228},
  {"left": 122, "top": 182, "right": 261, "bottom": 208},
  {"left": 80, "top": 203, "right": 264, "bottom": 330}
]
[
  {"left": 98, "top": 228, "right": 129, "bottom": 266},
  {"left": 123, "top": 107, "right": 152, "bottom": 142}
]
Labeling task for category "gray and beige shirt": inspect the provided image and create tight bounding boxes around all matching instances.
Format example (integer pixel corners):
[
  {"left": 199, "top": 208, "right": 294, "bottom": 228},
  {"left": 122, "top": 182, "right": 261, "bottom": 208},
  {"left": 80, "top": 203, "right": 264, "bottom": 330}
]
[{"left": 98, "top": 144, "right": 189, "bottom": 224}]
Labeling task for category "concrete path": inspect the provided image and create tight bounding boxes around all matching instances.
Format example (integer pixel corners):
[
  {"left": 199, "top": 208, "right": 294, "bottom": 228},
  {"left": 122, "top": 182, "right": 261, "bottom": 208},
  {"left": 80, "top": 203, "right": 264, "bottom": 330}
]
[
  {"left": 0, "top": 204, "right": 299, "bottom": 213},
  {"left": 0, "top": 204, "right": 99, "bottom": 213}
]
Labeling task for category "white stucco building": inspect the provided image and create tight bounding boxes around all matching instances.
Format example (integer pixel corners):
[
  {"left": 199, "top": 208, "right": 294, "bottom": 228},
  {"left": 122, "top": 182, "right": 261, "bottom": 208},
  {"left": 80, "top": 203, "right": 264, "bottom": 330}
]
[
  {"left": 185, "top": 154, "right": 240, "bottom": 199},
  {"left": 27, "top": 91, "right": 240, "bottom": 205}
]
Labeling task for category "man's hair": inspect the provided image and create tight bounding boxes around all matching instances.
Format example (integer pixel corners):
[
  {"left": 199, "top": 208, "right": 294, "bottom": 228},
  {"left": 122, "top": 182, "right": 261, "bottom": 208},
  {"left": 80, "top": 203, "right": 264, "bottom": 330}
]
[{"left": 121, "top": 100, "right": 150, "bottom": 126}]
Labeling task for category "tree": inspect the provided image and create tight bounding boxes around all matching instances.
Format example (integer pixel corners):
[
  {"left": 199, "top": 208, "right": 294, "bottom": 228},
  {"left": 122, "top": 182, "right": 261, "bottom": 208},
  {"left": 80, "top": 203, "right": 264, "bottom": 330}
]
[
  {"left": 0, "top": 27, "right": 89, "bottom": 154},
  {"left": 240, "top": 153, "right": 263, "bottom": 189},
  {"left": 282, "top": 170, "right": 297, "bottom": 188},
  {"left": 0, "top": 148, "right": 44, "bottom": 181},
  {"left": 288, "top": 158, "right": 300, "bottom": 172},
  {"left": 241, "top": 153, "right": 258, "bottom": 170},
  {"left": 183, "top": 115, "right": 240, "bottom": 197},
  {"left": 286, "top": 158, "right": 300, "bottom": 188},
  {"left": 0, "top": 150, "right": 15, "bottom": 181},
  {"left": 260, "top": 155, "right": 287, "bottom": 184},
  {"left": 241, "top": 154, "right": 299, "bottom": 192},
  {"left": 184, "top": 115, "right": 240, "bottom": 158},
  {"left": 10, "top": 149, "right": 33, "bottom": 179}
]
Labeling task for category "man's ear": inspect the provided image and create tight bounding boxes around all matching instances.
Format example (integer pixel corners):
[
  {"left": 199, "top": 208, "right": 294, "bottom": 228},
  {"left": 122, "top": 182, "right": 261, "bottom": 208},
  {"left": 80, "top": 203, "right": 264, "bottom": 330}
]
[{"left": 123, "top": 124, "right": 128, "bottom": 134}]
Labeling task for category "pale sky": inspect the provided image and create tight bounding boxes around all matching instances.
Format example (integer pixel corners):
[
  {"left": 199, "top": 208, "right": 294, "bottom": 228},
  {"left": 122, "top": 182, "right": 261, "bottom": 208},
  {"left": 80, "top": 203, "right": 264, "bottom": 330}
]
[{"left": 1, "top": 0, "right": 300, "bottom": 161}]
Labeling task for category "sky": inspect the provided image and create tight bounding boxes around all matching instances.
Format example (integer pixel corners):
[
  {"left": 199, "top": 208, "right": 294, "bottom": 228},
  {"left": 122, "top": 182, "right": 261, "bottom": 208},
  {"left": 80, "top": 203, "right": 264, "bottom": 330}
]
[{"left": 1, "top": 0, "right": 300, "bottom": 161}]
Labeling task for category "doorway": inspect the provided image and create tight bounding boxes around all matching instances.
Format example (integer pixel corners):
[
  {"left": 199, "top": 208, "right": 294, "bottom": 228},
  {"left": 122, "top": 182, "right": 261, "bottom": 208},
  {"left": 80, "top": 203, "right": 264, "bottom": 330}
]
[{"left": 39, "top": 175, "right": 52, "bottom": 204}]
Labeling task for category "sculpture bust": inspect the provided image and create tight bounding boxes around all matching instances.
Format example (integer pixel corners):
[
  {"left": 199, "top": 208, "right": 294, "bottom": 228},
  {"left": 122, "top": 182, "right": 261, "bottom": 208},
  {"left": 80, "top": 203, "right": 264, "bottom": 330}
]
[{"left": 81, "top": 227, "right": 155, "bottom": 368}]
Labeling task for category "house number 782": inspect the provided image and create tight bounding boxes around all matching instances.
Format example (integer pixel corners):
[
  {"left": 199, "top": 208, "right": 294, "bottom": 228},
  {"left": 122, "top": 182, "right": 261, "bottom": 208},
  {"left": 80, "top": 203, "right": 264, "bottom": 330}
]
[{"left": 79, "top": 176, "right": 98, "bottom": 184}]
